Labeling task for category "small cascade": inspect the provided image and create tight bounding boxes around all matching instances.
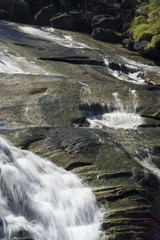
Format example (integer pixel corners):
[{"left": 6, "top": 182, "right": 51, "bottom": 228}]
[
  {"left": 85, "top": 91, "right": 143, "bottom": 129},
  {"left": 104, "top": 58, "right": 145, "bottom": 84},
  {"left": 0, "top": 136, "right": 103, "bottom": 240}
]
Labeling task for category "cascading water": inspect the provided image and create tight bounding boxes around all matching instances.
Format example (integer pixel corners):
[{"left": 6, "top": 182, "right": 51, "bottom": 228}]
[
  {"left": 0, "top": 135, "right": 103, "bottom": 240},
  {"left": 104, "top": 58, "right": 145, "bottom": 85},
  {"left": 86, "top": 91, "right": 143, "bottom": 129}
]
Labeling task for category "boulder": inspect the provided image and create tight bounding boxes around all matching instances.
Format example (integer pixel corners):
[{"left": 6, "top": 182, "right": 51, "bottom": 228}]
[
  {"left": 50, "top": 12, "right": 76, "bottom": 31},
  {"left": 34, "top": 4, "right": 55, "bottom": 26},
  {"left": 91, "top": 27, "right": 121, "bottom": 43},
  {"left": 0, "top": 9, "right": 10, "bottom": 20},
  {"left": 0, "top": 0, "right": 13, "bottom": 12},
  {"left": 134, "top": 40, "right": 149, "bottom": 54},
  {"left": 81, "top": 11, "right": 93, "bottom": 33},
  {"left": 10, "top": 0, "right": 31, "bottom": 24},
  {"left": 122, "top": 39, "right": 135, "bottom": 51},
  {"left": 91, "top": 14, "right": 119, "bottom": 30},
  {"left": 121, "top": 0, "right": 138, "bottom": 9}
]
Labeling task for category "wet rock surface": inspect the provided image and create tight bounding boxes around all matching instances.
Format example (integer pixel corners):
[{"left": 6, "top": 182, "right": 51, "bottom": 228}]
[{"left": 0, "top": 21, "right": 160, "bottom": 239}]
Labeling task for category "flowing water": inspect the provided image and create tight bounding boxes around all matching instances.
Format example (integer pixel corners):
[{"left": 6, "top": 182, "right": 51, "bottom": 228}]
[
  {"left": 18, "top": 26, "right": 90, "bottom": 49},
  {"left": 104, "top": 58, "right": 145, "bottom": 85},
  {"left": 0, "top": 20, "right": 158, "bottom": 239},
  {"left": 0, "top": 49, "right": 49, "bottom": 75},
  {"left": 0, "top": 136, "right": 103, "bottom": 240},
  {"left": 86, "top": 91, "right": 143, "bottom": 129}
]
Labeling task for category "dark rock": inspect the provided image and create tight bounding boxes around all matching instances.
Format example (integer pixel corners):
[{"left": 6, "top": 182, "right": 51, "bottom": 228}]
[
  {"left": 81, "top": 11, "right": 93, "bottom": 33},
  {"left": 37, "top": 56, "right": 104, "bottom": 66},
  {"left": 0, "top": 9, "right": 10, "bottom": 20},
  {"left": 26, "top": 0, "right": 53, "bottom": 16},
  {"left": 10, "top": 0, "right": 31, "bottom": 24},
  {"left": 50, "top": 12, "right": 76, "bottom": 31},
  {"left": 121, "top": 31, "right": 129, "bottom": 40},
  {"left": 91, "top": 14, "right": 118, "bottom": 30},
  {"left": 91, "top": 28, "right": 121, "bottom": 43},
  {"left": 134, "top": 40, "right": 150, "bottom": 54},
  {"left": 0, "top": 0, "right": 13, "bottom": 12},
  {"left": 34, "top": 4, "right": 55, "bottom": 26},
  {"left": 122, "top": 39, "right": 135, "bottom": 51},
  {"left": 121, "top": 0, "right": 137, "bottom": 9}
]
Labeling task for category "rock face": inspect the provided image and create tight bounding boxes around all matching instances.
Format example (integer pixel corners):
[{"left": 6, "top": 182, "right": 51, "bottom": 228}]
[
  {"left": 1, "top": 21, "right": 160, "bottom": 240},
  {"left": 10, "top": 0, "right": 31, "bottom": 23},
  {"left": 50, "top": 12, "right": 76, "bottom": 31},
  {"left": 34, "top": 4, "right": 55, "bottom": 26},
  {"left": 0, "top": 0, "right": 152, "bottom": 62},
  {"left": 0, "top": 0, "right": 137, "bottom": 38}
]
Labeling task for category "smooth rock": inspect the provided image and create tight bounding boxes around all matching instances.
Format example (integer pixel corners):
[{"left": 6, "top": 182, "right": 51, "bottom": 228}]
[{"left": 91, "top": 27, "right": 121, "bottom": 43}]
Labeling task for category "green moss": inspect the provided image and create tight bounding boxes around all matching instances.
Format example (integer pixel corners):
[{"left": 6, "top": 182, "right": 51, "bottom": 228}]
[
  {"left": 133, "top": 24, "right": 149, "bottom": 41},
  {"left": 137, "top": 30, "right": 153, "bottom": 41},
  {"left": 131, "top": 16, "right": 147, "bottom": 29},
  {"left": 146, "top": 34, "right": 160, "bottom": 57},
  {"left": 130, "top": 0, "right": 160, "bottom": 42}
]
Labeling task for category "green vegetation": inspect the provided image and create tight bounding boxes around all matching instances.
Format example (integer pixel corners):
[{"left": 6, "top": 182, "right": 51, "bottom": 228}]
[
  {"left": 146, "top": 34, "right": 160, "bottom": 58},
  {"left": 130, "top": 0, "right": 160, "bottom": 44}
]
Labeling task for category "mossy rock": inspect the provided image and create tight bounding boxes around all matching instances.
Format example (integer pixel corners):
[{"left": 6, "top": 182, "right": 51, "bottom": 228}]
[
  {"left": 146, "top": 35, "right": 160, "bottom": 60},
  {"left": 133, "top": 24, "right": 149, "bottom": 41},
  {"left": 138, "top": 30, "right": 153, "bottom": 42}
]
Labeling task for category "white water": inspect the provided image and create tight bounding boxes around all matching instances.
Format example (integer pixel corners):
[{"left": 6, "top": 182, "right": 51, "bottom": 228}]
[
  {"left": 135, "top": 148, "right": 160, "bottom": 178},
  {"left": 87, "top": 91, "right": 143, "bottom": 129},
  {"left": 122, "top": 56, "right": 160, "bottom": 79},
  {"left": 18, "top": 26, "right": 90, "bottom": 49},
  {"left": 0, "top": 49, "right": 48, "bottom": 75},
  {"left": 104, "top": 58, "right": 145, "bottom": 85},
  {"left": 0, "top": 136, "right": 102, "bottom": 240}
]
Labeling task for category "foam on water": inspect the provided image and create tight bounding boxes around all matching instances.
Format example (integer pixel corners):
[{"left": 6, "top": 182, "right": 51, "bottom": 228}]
[
  {"left": 18, "top": 26, "right": 90, "bottom": 49},
  {"left": 87, "top": 92, "right": 143, "bottom": 129},
  {"left": 122, "top": 56, "right": 160, "bottom": 77},
  {"left": 104, "top": 58, "right": 145, "bottom": 85},
  {"left": 87, "top": 112, "right": 142, "bottom": 129},
  {"left": 0, "top": 136, "right": 103, "bottom": 240}
]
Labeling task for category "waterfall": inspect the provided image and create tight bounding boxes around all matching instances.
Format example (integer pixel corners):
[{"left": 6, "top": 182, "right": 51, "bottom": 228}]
[
  {"left": 104, "top": 58, "right": 145, "bottom": 84},
  {"left": 0, "top": 136, "right": 102, "bottom": 240},
  {"left": 86, "top": 91, "right": 143, "bottom": 129}
]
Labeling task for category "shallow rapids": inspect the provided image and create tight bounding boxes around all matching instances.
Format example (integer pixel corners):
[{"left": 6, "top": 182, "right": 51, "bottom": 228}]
[
  {"left": 86, "top": 92, "right": 143, "bottom": 130},
  {"left": 0, "top": 136, "right": 102, "bottom": 240}
]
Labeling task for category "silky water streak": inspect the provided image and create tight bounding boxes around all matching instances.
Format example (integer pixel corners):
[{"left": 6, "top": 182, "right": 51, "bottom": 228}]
[{"left": 0, "top": 136, "right": 103, "bottom": 240}]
